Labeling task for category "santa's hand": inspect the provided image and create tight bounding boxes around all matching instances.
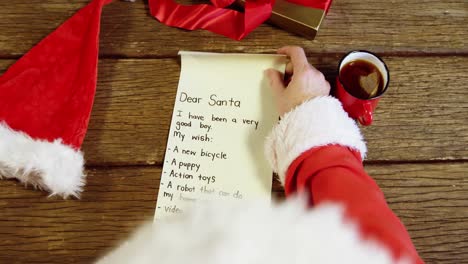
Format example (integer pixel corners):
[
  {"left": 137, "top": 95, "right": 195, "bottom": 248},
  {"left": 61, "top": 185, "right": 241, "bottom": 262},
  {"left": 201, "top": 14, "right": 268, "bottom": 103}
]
[{"left": 266, "top": 46, "right": 331, "bottom": 116}]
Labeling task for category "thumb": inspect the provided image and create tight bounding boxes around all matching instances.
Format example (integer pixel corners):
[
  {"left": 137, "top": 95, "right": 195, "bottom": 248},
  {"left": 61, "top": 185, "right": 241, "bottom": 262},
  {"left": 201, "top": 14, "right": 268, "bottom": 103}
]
[{"left": 265, "top": 69, "right": 285, "bottom": 98}]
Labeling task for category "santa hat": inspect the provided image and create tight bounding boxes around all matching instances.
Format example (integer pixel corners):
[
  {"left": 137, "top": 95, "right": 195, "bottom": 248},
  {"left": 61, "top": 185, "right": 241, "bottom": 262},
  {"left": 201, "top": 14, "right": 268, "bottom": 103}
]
[{"left": 0, "top": 0, "right": 113, "bottom": 198}]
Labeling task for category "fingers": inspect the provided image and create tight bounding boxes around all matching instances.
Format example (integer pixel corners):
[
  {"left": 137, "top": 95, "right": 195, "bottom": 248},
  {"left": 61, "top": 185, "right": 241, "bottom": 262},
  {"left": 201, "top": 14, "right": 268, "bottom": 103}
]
[
  {"left": 278, "top": 46, "right": 309, "bottom": 72},
  {"left": 285, "top": 61, "right": 294, "bottom": 75},
  {"left": 279, "top": 46, "right": 324, "bottom": 77},
  {"left": 265, "top": 69, "right": 285, "bottom": 97}
]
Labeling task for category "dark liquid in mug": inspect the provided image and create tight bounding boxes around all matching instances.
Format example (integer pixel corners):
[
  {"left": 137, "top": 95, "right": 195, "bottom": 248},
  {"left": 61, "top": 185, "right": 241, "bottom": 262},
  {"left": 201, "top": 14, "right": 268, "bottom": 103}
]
[{"left": 340, "top": 60, "right": 385, "bottom": 99}]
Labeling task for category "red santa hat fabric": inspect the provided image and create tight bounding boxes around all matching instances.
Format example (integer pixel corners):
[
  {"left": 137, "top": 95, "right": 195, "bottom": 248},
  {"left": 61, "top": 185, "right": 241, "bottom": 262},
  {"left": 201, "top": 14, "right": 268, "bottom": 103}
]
[{"left": 0, "top": 0, "right": 112, "bottom": 198}]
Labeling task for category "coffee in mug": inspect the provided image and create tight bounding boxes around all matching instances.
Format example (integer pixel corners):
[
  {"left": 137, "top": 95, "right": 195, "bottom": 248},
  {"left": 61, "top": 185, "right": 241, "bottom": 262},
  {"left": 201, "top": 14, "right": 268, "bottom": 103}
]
[
  {"left": 339, "top": 59, "right": 384, "bottom": 99},
  {"left": 335, "top": 51, "right": 390, "bottom": 126}
]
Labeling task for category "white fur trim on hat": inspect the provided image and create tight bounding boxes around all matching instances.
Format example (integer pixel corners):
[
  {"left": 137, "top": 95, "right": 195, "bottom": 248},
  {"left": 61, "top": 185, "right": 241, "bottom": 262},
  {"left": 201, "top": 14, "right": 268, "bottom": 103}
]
[
  {"left": 97, "top": 198, "right": 409, "bottom": 264},
  {"left": 265, "top": 96, "right": 367, "bottom": 185},
  {"left": 0, "top": 122, "right": 85, "bottom": 198}
]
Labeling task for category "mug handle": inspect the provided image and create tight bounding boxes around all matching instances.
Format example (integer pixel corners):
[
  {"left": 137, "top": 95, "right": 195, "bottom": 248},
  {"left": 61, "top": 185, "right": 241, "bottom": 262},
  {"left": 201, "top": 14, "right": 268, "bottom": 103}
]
[{"left": 358, "top": 102, "right": 373, "bottom": 126}]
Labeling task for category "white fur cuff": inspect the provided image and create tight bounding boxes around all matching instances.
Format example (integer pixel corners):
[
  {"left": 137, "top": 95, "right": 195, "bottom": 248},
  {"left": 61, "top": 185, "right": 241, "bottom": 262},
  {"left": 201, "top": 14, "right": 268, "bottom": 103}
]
[
  {"left": 0, "top": 122, "right": 85, "bottom": 198},
  {"left": 265, "top": 96, "right": 367, "bottom": 185}
]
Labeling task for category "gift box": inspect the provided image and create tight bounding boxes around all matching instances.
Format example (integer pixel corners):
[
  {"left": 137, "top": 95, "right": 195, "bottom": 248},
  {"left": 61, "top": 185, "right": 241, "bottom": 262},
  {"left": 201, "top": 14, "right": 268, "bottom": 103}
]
[
  {"left": 236, "top": 0, "right": 330, "bottom": 39},
  {"left": 150, "top": 0, "right": 332, "bottom": 40}
]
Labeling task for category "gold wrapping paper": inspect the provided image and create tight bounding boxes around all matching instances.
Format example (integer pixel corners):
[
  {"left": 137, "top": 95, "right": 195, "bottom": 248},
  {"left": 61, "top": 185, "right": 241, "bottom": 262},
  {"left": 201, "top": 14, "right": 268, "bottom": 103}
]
[{"left": 237, "top": 0, "right": 327, "bottom": 39}]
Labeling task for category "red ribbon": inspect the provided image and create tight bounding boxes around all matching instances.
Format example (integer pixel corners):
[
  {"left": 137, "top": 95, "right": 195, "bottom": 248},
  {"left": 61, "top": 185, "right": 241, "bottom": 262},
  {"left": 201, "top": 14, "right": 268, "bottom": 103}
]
[{"left": 149, "top": 0, "right": 332, "bottom": 41}]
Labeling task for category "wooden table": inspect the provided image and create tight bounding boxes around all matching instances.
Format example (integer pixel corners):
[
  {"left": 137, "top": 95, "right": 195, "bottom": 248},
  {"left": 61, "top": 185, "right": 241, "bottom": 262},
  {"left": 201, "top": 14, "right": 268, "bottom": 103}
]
[{"left": 0, "top": 0, "right": 467, "bottom": 263}]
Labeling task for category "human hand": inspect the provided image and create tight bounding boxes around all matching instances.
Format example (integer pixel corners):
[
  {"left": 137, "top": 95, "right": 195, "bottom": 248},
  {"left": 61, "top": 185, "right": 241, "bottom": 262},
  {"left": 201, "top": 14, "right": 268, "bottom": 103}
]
[{"left": 266, "top": 46, "right": 331, "bottom": 116}]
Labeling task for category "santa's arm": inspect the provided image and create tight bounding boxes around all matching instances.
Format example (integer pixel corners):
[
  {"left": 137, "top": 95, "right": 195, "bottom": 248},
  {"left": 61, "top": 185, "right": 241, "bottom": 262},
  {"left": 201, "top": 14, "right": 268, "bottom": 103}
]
[{"left": 265, "top": 96, "right": 424, "bottom": 264}]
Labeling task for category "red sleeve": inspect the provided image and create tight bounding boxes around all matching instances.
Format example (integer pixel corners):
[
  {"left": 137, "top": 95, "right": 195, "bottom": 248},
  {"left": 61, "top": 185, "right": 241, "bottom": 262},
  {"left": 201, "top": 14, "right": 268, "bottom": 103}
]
[{"left": 285, "top": 145, "right": 424, "bottom": 264}]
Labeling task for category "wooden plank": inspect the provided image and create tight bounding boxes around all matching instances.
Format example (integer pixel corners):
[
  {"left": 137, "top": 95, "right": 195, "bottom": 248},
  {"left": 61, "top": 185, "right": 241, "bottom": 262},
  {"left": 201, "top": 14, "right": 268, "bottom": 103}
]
[
  {"left": 366, "top": 163, "right": 468, "bottom": 264},
  {"left": 361, "top": 56, "right": 468, "bottom": 162},
  {"left": 0, "top": 163, "right": 466, "bottom": 263},
  {"left": 0, "top": 166, "right": 159, "bottom": 264},
  {"left": 0, "top": 0, "right": 466, "bottom": 57},
  {"left": 0, "top": 56, "right": 466, "bottom": 165}
]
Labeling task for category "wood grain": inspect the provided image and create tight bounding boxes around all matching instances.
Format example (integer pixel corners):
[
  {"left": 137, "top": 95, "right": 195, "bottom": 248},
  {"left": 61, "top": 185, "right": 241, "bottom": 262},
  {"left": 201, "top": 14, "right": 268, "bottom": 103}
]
[
  {"left": 0, "top": 163, "right": 466, "bottom": 263},
  {"left": 0, "top": 166, "right": 159, "bottom": 264},
  {"left": 2, "top": 56, "right": 466, "bottom": 165},
  {"left": 0, "top": 0, "right": 466, "bottom": 58},
  {"left": 366, "top": 164, "right": 468, "bottom": 264}
]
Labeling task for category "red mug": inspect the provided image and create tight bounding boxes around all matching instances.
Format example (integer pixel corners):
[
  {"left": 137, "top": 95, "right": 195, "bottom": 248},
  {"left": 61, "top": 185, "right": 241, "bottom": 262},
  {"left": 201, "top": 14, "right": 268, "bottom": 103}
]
[{"left": 335, "top": 51, "right": 390, "bottom": 126}]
